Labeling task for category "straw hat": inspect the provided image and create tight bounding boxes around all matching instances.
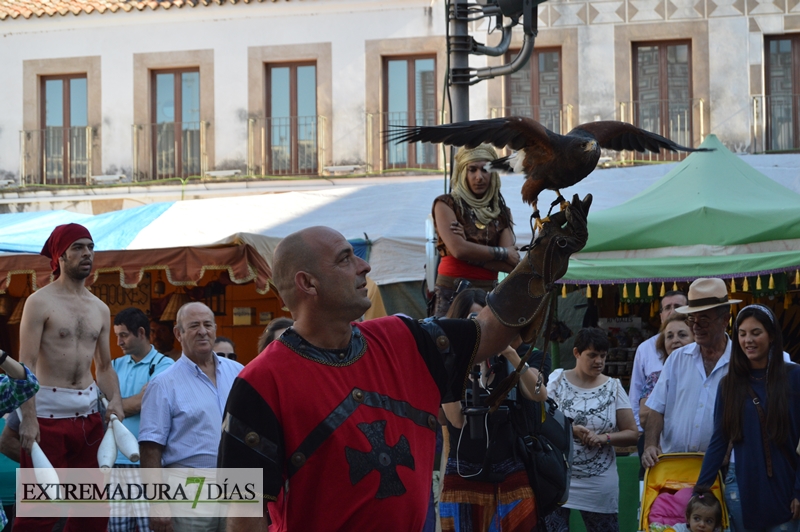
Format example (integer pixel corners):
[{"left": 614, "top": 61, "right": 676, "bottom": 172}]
[{"left": 676, "top": 278, "right": 741, "bottom": 314}]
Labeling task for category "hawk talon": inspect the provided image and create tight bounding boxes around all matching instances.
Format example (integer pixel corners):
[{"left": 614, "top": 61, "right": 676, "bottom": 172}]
[{"left": 534, "top": 216, "right": 551, "bottom": 232}]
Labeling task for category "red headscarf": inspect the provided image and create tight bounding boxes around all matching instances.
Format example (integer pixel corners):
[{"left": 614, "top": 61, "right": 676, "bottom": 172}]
[{"left": 40, "top": 223, "right": 93, "bottom": 279}]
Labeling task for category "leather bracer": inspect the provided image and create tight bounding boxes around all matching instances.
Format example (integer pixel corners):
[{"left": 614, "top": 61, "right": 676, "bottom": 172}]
[{"left": 487, "top": 194, "right": 592, "bottom": 341}]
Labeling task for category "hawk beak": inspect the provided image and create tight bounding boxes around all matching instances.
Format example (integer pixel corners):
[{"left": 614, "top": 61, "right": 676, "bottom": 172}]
[{"left": 585, "top": 140, "right": 598, "bottom": 152}]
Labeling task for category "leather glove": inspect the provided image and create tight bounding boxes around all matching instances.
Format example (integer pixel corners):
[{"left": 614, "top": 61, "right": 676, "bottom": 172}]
[{"left": 487, "top": 194, "right": 592, "bottom": 341}]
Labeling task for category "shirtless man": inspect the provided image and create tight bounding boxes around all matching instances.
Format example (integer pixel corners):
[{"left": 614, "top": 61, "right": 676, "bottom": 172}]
[{"left": 16, "top": 223, "right": 124, "bottom": 532}]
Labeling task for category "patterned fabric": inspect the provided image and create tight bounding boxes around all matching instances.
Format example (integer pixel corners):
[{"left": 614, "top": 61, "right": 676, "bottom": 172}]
[
  {"left": 0, "top": 364, "right": 39, "bottom": 415},
  {"left": 440, "top": 469, "right": 536, "bottom": 532},
  {"left": 547, "top": 370, "right": 631, "bottom": 513},
  {"left": 639, "top": 371, "right": 661, "bottom": 402},
  {"left": 544, "top": 506, "right": 620, "bottom": 532},
  {"left": 108, "top": 464, "right": 150, "bottom": 532},
  {"left": 0, "top": 364, "right": 39, "bottom": 531}
]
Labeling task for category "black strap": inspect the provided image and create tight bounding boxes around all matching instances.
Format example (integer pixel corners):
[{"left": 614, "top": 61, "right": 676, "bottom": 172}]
[
  {"left": 149, "top": 355, "right": 167, "bottom": 377},
  {"left": 221, "top": 412, "right": 281, "bottom": 465},
  {"left": 747, "top": 385, "right": 773, "bottom": 477},
  {"left": 287, "top": 388, "right": 437, "bottom": 478}
]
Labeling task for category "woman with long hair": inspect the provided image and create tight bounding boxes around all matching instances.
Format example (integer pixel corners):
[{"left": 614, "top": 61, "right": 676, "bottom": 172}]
[
  {"left": 696, "top": 304, "right": 800, "bottom": 531},
  {"left": 431, "top": 144, "right": 519, "bottom": 316},
  {"left": 439, "top": 288, "right": 547, "bottom": 531}
]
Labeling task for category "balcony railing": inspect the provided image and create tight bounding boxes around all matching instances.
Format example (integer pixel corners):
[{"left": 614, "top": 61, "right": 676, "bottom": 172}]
[
  {"left": 618, "top": 99, "right": 705, "bottom": 162},
  {"left": 247, "top": 115, "right": 325, "bottom": 176},
  {"left": 366, "top": 110, "right": 444, "bottom": 173},
  {"left": 750, "top": 95, "right": 800, "bottom": 153},
  {"left": 19, "top": 126, "right": 93, "bottom": 185},
  {"left": 489, "top": 104, "right": 574, "bottom": 134},
  {"left": 132, "top": 121, "right": 208, "bottom": 181}
]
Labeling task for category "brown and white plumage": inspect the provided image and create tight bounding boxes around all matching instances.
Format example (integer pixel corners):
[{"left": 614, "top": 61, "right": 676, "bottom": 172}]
[{"left": 386, "top": 117, "right": 711, "bottom": 205}]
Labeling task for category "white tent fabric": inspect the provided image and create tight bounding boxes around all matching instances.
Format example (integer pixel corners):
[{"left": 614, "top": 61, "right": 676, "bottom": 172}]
[{"left": 123, "top": 153, "right": 800, "bottom": 286}]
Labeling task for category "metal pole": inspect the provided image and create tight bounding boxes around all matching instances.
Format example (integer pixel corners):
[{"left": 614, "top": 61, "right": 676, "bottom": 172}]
[
  {"left": 449, "top": 0, "right": 471, "bottom": 123},
  {"left": 19, "top": 131, "right": 25, "bottom": 187}
]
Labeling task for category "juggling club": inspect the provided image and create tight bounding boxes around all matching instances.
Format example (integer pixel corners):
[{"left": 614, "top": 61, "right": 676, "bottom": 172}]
[
  {"left": 102, "top": 398, "right": 140, "bottom": 462},
  {"left": 16, "top": 408, "right": 61, "bottom": 499}
]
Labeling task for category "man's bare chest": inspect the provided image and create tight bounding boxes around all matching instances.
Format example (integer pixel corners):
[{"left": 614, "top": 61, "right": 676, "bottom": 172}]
[{"left": 43, "top": 303, "right": 102, "bottom": 344}]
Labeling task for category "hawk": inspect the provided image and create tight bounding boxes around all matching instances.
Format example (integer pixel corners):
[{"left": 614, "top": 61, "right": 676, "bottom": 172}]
[{"left": 387, "top": 117, "right": 710, "bottom": 215}]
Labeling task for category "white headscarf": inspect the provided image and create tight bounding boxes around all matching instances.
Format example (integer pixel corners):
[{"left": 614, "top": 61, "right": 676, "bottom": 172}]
[{"left": 450, "top": 144, "right": 503, "bottom": 226}]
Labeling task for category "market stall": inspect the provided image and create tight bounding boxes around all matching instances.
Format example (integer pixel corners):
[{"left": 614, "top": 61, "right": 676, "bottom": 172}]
[
  {"left": 0, "top": 205, "right": 278, "bottom": 364},
  {"left": 558, "top": 134, "right": 800, "bottom": 373}
]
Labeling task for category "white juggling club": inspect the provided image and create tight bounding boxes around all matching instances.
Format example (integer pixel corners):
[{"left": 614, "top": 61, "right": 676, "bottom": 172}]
[
  {"left": 102, "top": 398, "right": 140, "bottom": 462},
  {"left": 16, "top": 408, "right": 61, "bottom": 499},
  {"left": 97, "top": 425, "right": 118, "bottom": 472}
]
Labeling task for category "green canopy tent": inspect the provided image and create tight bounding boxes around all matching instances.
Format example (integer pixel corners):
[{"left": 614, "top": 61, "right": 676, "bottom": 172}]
[{"left": 561, "top": 134, "right": 800, "bottom": 286}]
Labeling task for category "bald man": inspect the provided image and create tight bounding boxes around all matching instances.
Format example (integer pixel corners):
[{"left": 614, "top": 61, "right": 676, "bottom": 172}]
[
  {"left": 140, "top": 302, "right": 243, "bottom": 532},
  {"left": 219, "top": 200, "right": 590, "bottom": 531}
]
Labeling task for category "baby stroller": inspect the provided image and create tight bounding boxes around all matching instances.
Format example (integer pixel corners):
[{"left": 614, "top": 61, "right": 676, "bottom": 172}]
[{"left": 639, "top": 453, "right": 730, "bottom": 532}]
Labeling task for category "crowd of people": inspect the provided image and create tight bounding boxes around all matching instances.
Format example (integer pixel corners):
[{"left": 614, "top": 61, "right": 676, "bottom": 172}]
[
  {"left": 0, "top": 223, "right": 295, "bottom": 532},
  {"left": 0, "top": 144, "right": 798, "bottom": 532}
]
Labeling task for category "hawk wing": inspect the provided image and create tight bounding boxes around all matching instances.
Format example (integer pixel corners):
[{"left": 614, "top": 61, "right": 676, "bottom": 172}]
[
  {"left": 568, "top": 121, "right": 711, "bottom": 153},
  {"left": 385, "top": 117, "right": 554, "bottom": 155}
]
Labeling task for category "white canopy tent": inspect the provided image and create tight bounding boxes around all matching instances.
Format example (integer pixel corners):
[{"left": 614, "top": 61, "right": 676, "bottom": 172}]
[{"left": 125, "top": 152, "right": 800, "bottom": 287}]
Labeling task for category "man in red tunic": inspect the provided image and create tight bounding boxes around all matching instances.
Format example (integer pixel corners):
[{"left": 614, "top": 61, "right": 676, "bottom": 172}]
[{"left": 220, "top": 198, "right": 590, "bottom": 531}]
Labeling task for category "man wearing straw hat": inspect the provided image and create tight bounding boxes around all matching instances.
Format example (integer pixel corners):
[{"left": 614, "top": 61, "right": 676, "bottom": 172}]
[
  {"left": 16, "top": 223, "right": 125, "bottom": 532},
  {"left": 641, "top": 278, "right": 741, "bottom": 468}
]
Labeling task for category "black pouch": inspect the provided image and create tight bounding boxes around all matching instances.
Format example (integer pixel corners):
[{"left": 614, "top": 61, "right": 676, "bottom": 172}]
[{"left": 511, "top": 396, "right": 573, "bottom": 517}]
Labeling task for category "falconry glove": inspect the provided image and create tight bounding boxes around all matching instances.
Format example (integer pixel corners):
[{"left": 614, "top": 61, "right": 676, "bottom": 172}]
[{"left": 487, "top": 194, "right": 592, "bottom": 342}]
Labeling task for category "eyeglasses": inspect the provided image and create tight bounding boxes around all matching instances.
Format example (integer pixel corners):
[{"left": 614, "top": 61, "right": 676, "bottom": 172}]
[
  {"left": 217, "top": 352, "right": 237, "bottom": 361},
  {"left": 686, "top": 315, "right": 718, "bottom": 328}
]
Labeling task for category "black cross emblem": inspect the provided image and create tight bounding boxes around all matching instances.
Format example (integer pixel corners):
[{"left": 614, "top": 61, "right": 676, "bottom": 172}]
[{"left": 344, "top": 420, "right": 415, "bottom": 499}]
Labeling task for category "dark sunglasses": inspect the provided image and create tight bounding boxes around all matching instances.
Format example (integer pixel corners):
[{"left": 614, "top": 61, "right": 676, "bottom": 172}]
[{"left": 217, "top": 352, "right": 237, "bottom": 361}]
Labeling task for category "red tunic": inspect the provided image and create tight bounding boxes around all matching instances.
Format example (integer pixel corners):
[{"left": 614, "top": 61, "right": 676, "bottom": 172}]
[{"left": 239, "top": 316, "right": 443, "bottom": 531}]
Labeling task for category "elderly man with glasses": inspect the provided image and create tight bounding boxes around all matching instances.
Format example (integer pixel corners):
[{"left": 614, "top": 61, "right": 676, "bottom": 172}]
[{"left": 641, "top": 278, "right": 741, "bottom": 468}]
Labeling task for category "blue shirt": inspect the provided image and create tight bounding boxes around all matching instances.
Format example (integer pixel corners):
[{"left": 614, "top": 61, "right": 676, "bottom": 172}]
[
  {"left": 138, "top": 353, "right": 243, "bottom": 468},
  {"left": 112, "top": 346, "right": 174, "bottom": 465}
]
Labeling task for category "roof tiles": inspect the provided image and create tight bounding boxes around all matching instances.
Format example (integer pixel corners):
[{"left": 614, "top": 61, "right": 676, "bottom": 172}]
[{"left": 0, "top": 0, "right": 281, "bottom": 20}]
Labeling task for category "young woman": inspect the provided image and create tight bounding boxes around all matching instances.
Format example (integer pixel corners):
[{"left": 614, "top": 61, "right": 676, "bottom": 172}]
[
  {"left": 545, "top": 328, "right": 639, "bottom": 532},
  {"left": 696, "top": 304, "right": 800, "bottom": 532},
  {"left": 431, "top": 144, "right": 519, "bottom": 316}
]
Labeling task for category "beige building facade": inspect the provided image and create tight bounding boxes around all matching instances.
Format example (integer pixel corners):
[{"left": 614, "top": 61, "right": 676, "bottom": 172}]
[{"left": 0, "top": 0, "right": 795, "bottom": 194}]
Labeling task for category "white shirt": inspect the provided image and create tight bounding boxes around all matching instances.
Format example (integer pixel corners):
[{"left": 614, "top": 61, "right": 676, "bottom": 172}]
[
  {"left": 629, "top": 335, "right": 663, "bottom": 431},
  {"left": 645, "top": 338, "right": 731, "bottom": 454},
  {"left": 548, "top": 369, "right": 632, "bottom": 513}
]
